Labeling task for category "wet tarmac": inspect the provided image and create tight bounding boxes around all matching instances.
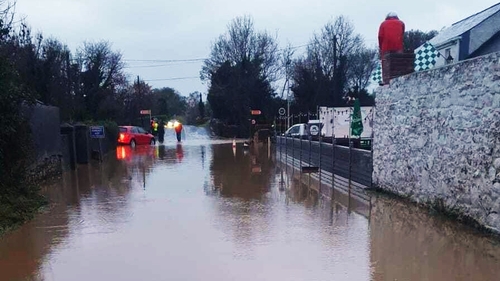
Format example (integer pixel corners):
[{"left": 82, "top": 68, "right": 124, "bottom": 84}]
[{"left": 1, "top": 129, "right": 500, "bottom": 281}]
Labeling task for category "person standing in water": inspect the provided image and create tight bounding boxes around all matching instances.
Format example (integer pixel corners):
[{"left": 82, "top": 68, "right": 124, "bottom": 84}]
[
  {"left": 157, "top": 119, "right": 165, "bottom": 143},
  {"left": 174, "top": 122, "right": 183, "bottom": 142}
]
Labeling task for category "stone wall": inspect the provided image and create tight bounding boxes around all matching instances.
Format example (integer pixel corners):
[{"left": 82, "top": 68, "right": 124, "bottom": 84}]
[{"left": 373, "top": 51, "right": 500, "bottom": 233}]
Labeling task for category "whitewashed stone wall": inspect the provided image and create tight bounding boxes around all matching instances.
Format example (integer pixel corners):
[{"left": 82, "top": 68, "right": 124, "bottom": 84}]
[{"left": 373, "top": 51, "right": 500, "bottom": 233}]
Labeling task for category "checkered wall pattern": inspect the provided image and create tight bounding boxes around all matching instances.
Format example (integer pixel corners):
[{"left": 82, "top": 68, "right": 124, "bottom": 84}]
[
  {"left": 371, "top": 62, "right": 383, "bottom": 85},
  {"left": 414, "top": 42, "right": 441, "bottom": 72}
]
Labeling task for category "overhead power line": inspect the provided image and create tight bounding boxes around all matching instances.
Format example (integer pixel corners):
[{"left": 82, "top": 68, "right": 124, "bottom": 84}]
[
  {"left": 144, "top": 76, "right": 200, "bottom": 82},
  {"left": 123, "top": 44, "right": 308, "bottom": 64},
  {"left": 124, "top": 61, "right": 203, "bottom": 68},
  {"left": 124, "top": 58, "right": 207, "bottom": 63},
  {"left": 129, "top": 44, "right": 308, "bottom": 83}
]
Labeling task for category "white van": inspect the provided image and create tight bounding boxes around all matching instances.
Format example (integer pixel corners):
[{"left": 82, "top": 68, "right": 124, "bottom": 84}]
[{"left": 284, "top": 120, "right": 322, "bottom": 140}]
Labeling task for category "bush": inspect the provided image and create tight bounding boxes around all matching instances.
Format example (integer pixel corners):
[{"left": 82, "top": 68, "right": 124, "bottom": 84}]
[
  {"left": 96, "top": 120, "right": 120, "bottom": 145},
  {"left": 0, "top": 57, "right": 46, "bottom": 236},
  {"left": 84, "top": 119, "right": 120, "bottom": 154}
]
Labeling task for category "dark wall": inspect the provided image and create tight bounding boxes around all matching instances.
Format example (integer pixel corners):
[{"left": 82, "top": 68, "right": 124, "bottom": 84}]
[
  {"left": 20, "top": 103, "right": 62, "bottom": 180},
  {"left": 470, "top": 32, "right": 500, "bottom": 58},
  {"left": 24, "top": 103, "right": 61, "bottom": 160}
]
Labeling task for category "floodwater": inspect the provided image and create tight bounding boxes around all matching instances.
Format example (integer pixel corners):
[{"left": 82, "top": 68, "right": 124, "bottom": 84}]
[{"left": 1, "top": 126, "right": 500, "bottom": 281}]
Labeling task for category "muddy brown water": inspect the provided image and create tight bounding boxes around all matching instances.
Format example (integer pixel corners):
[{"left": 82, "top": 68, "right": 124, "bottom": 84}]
[{"left": 1, "top": 138, "right": 499, "bottom": 281}]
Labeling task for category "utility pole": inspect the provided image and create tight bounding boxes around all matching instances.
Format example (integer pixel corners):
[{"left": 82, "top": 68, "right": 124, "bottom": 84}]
[
  {"left": 333, "top": 35, "right": 337, "bottom": 105},
  {"left": 287, "top": 80, "right": 290, "bottom": 129}
]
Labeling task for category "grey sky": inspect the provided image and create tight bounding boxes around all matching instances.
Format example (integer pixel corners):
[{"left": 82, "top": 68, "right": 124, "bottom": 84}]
[{"left": 15, "top": 0, "right": 499, "bottom": 96}]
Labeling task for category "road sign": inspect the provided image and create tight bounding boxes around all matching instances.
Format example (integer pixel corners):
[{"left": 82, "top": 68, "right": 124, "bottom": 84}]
[
  {"left": 251, "top": 119, "right": 256, "bottom": 125},
  {"left": 309, "top": 125, "right": 319, "bottom": 136},
  {"left": 90, "top": 126, "right": 105, "bottom": 139},
  {"left": 140, "top": 109, "right": 151, "bottom": 115},
  {"left": 250, "top": 109, "right": 261, "bottom": 115},
  {"left": 278, "top": 107, "right": 285, "bottom": 116}
]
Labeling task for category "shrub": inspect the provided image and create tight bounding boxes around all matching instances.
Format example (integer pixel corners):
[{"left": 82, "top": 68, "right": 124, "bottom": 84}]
[{"left": 0, "top": 56, "right": 45, "bottom": 236}]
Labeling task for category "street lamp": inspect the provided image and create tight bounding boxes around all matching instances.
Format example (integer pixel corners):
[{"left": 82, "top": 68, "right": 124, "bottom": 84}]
[{"left": 446, "top": 54, "right": 454, "bottom": 64}]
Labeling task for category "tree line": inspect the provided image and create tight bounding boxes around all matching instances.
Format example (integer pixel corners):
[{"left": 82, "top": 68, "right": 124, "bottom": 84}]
[
  {"left": 201, "top": 15, "right": 437, "bottom": 137},
  {"left": 0, "top": 6, "right": 206, "bottom": 128},
  {"left": 0, "top": 1, "right": 207, "bottom": 233}
]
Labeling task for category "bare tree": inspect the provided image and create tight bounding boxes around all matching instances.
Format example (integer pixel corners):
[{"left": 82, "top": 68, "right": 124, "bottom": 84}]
[
  {"left": 290, "top": 15, "right": 375, "bottom": 108},
  {"left": 308, "top": 15, "right": 364, "bottom": 81},
  {"left": 279, "top": 43, "right": 295, "bottom": 99},
  {"left": 200, "top": 15, "right": 280, "bottom": 85},
  {"left": 78, "top": 41, "right": 125, "bottom": 90},
  {"left": 346, "top": 48, "right": 378, "bottom": 90},
  {"left": 76, "top": 41, "right": 126, "bottom": 117}
]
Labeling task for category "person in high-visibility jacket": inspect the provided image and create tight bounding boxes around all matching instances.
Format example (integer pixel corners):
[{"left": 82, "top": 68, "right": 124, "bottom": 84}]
[
  {"left": 174, "top": 121, "right": 183, "bottom": 142},
  {"left": 157, "top": 119, "right": 165, "bottom": 143},
  {"left": 153, "top": 121, "right": 158, "bottom": 136},
  {"left": 150, "top": 118, "right": 155, "bottom": 134}
]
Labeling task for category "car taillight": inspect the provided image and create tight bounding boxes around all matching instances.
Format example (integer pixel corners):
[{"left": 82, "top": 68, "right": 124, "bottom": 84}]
[{"left": 119, "top": 133, "right": 125, "bottom": 140}]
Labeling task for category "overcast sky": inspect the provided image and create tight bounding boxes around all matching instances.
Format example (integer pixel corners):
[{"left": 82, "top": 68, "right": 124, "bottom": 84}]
[{"left": 14, "top": 0, "right": 500, "bottom": 96}]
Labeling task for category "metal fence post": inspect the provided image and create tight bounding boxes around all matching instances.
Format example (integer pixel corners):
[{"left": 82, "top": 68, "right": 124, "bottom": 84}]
[
  {"left": 308, "top": 134, "right": 312, "bottom": 190},
  {"left": 348, "top": 138, "right": 352, "bottom": 197},
  {"left": 331, "top": 124, "right": 336, "bottom": 203},
  {"left": 319, "top": 133, "right": 322, "bottom": 197},
  {"left": 285, "top": 136, "right": 288, "bottom": 175},
  {"left": 299, "top": 137, "right": 302, "bottom": 170},
  {"left": 370, "top": 107, "right": 375, "bottom": 189}
]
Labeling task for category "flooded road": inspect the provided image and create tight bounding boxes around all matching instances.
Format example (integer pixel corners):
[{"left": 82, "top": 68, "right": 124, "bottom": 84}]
[{"left": 1, "top": 127, "right": 500, "bottom": 281}]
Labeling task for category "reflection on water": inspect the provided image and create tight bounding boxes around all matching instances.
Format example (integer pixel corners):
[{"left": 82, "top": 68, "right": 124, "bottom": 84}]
[
  {"left": 0, "top": 142, "right": 499, "bottom": 281},
  {"left": 0, "top": 157, "right": 133, "bottom": 281},
  {"left": 207, "top": 143, "right": 274, "bottom": 199},
  {"left": 370, "top": 196, "right": 500, "bottom": 281}
]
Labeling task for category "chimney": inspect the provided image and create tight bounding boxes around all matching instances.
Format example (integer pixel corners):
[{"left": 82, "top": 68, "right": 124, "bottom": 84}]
[{"left": 382, "top": 52, "right": 415, "bottom": 84}]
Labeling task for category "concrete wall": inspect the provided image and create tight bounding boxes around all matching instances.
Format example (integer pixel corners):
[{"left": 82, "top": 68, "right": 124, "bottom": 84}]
[{"left": 373, "top": 51, "right": 500, "bottom": 233}]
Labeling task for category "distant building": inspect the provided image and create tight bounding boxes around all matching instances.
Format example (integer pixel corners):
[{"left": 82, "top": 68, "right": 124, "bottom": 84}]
[{"left": 416, "top": 3, "right": 500, "bottom": 69}]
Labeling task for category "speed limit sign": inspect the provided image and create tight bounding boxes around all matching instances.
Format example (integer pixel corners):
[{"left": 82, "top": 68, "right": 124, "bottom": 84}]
[{"left": 278, "top": 107, "right": 286, "bottom": 116}]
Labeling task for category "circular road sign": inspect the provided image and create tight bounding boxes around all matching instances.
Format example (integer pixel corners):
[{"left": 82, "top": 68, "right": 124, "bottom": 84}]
[
  {"left": 251, "top": 119, "right": 256, "bottom": 125},
  {"left": 278, "top": 107, "right": 286, "bottom": 116},
  {"left": 310, "top": 125, "right": 319, "bottom": 136}
]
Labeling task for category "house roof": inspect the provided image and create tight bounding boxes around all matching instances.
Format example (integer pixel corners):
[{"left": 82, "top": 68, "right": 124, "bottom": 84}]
[{"left": 429, "top": 2, "right": 500, "bottom": 48}]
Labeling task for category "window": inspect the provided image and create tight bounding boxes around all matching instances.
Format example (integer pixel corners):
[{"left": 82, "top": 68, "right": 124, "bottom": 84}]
[
  {"left": 137, "top": 127, "right": 147, "bottom": 134},
  {"left": 119, "top": 127, "right": 127, "bottom": 133},
  {"left": 131, "top": 127, "right": 139, "bottom": 134},
  {"left": 289, "top": 125, "right": 300, "bottom": 134}
]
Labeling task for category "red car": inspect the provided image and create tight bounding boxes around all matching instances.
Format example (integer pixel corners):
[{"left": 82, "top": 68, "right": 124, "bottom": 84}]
[{"left": 118, "top": 126, "right": 156, "bottom": 147}]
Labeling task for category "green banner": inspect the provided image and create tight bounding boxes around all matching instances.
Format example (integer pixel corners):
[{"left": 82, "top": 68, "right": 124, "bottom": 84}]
[{"left": 350, "top": 99, "right": 363, "bottom": 137}]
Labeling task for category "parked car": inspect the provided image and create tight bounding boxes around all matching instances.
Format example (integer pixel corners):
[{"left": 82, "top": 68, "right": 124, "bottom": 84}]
[{"left": 118, "top": 126, "right": 155, "bottom": 147}]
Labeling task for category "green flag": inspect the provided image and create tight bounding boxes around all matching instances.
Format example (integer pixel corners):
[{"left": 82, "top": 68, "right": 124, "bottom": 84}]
[{"left": 350, "top": 99, "right": 363, "bottom": 137}]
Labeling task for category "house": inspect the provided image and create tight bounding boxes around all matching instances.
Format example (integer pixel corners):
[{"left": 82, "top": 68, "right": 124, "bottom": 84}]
[{"left": 416, "top": 2, "right": 500, "bottom": 69}]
